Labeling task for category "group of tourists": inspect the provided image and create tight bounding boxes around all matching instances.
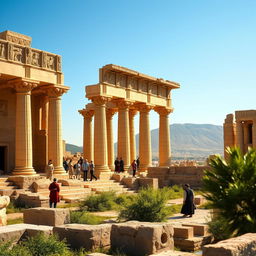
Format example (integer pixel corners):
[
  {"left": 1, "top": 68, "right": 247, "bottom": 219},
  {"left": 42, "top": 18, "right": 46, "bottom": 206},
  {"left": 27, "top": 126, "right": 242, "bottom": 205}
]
[
  {"left": 114, "top": 157, "right": 140, "bottom": 177},
  {"left": 63, "top": 158, "right": 97, "bottom": 181}
]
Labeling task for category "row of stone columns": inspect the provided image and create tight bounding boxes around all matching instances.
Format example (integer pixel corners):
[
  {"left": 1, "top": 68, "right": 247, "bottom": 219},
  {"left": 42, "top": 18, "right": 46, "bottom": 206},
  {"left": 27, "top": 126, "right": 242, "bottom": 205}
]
[
  {"left": 8, "top": 78, "right": 66, "bottom": 176},
  {"left": 80, "top": 96, "right": 172, "bottom": 175}
]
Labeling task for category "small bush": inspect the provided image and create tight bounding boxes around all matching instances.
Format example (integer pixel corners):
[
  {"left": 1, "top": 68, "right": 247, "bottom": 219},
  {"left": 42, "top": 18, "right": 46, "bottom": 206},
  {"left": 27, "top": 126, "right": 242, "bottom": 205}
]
[
  {"left": 22, "top": 233, "right": 70, "bottom": 256},
  {"left": 80, "top": 191, "right": 116, "bottom": 212},
  {"left": 0, "top": 241, "right": 31, "bottom": 256},
  {"left": 208, "top": 215, "right": 233, "bottom": 241},
  {"left": 113, "top": 194, "right": 135, "bottom": 210},
  {"left": 119, "top": 187, "right": 170, "bottom": 222},
  {"left": 163, "top": 185, "right": 183, "bottom": 200},
  {"left": 70, "top": 211, "right": 109, "bottom": 225}
]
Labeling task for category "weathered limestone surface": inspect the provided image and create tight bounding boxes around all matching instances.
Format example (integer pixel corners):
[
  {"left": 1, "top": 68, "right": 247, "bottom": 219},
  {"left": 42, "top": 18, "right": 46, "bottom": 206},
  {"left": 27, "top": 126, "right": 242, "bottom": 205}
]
[
  {"left": 53, "top": 223, "right": 111, "bottom": 250},
  {"left": 32, "top": 178, "right": 51, "bottom": 192},
  {"left": 111, "top": 221, "right": 174, "bottom": 256},
  {"left": 17, "top": 192, "right": 48, "bottom": 207},
  {"left": 174, "top": 226, "right": 194, "bottom": 239},
  {"left": 138, "top": 177, "right": 158, "bottom": 189},
  {"left": 24, "top": 207, "right": 70, "bottom": 226},
  {"left": 0, "top": 195, "right": 10, "bottom": 226},
  {"left": 182, "top": 224, "right": 209, "bottom": 236},
  {"left": 0, "top": 224, "right": 53, "bottom": 243},
  {"left": 203, "top": 233, "right": 256, "bottom": 256}
]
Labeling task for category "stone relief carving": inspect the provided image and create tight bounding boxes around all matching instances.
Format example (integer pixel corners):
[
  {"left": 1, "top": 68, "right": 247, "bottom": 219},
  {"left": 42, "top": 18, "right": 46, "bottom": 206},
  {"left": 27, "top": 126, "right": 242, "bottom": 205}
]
[
  {"left": 103, "top": 71, "right": 116, "bottom": 85},
  {"left": 25, "top": 48, "right": 32, "bottom": 64},
  {"left": 31, "top": 51, "right": 40, "bottom": 66},
  {"left": 46, "top": 55, "right": 54, "bottom": 70},
  {"left": 57, "top": 56, "right": 61, "bottom": 71},
  {"left": 0, "top": 100, "right": 8, "bottom": 116},
  {"left": 130, "top": 78, "right": 138, "bottom": 90},
  {"left": 0, "top": 43, "right": 6, "bottom": 58},
  {"left": 140, "top": 80, "right": 148, "bottom": 93},
  {"left": 151, "top": 84, "right": 158, "bottom": 95},
  {"left": 119, "top": 74, "right": 127, "bottom": 88},
  {"left": 9, "top": 45, "right": 23, "bottom": 62}
]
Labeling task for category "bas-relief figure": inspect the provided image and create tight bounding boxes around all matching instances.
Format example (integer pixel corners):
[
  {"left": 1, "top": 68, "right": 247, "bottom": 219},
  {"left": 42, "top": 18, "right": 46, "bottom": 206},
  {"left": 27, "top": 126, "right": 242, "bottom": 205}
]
[
  {"left": 26, "top": 48, "right": 32, "bottom": 64},
  {"left": 32, "top": 51, "right": 40, "bottom": 66},
  {"left": 103, "top": 71, "right": 116, "bottom": 85},
  {"left": 0, "top": 43, "right": 5, "bottom": 58},
  {"left": 46, "top": 55, "right": 54, "bottom": 70}
]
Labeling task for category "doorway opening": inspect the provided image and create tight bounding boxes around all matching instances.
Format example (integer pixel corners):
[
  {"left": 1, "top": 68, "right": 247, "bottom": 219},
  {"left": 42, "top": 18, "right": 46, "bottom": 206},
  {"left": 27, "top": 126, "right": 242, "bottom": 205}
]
[{"left": 0, "top": 146, "right": 7, "bottom": 174}]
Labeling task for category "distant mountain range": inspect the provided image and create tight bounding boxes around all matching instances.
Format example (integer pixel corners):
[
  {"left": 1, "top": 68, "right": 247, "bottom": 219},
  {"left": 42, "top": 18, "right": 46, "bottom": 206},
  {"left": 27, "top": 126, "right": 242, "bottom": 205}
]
[{"left": 66, "top": 123, "right": 223, "bottom": 160}]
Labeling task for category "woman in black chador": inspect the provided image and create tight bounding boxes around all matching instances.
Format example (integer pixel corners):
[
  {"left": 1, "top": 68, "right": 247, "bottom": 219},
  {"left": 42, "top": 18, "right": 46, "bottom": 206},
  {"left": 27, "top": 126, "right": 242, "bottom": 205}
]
[{"left": 181, "top": 184, "right": 195, "bottom": 217}]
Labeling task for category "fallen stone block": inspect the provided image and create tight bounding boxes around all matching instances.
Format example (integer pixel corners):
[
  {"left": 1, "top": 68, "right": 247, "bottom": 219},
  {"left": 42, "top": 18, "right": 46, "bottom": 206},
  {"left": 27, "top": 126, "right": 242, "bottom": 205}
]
[
  {"left": 31, "top": 179, "right": 51, "bottom": 192},
  {"left": 58, "top": 179, "right": 83, "bottom": 187},
  {"left": 182, "top": 224, "right": 209, "bottom": 236},
  {"left": 138, "top": 178, "right": 158, "bottom": 189},
  {"left": 111, "top": 221, "right": 174, "bottom": 256},
  {"left": 53, "top": 223, "right": 111, "bottom": 250},
  {"left": 23, "top": 207, "right": 70, "bottom": 226},
  {"left": 202, "top": 233, "right": 256, "bottom": 256},
  {"left": 174, "top": 226, "right": 194, "bottom": 239}
]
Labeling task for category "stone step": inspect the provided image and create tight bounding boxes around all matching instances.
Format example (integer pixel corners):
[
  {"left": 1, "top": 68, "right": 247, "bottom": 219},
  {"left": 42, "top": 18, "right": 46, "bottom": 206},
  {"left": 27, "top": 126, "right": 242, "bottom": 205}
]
[
  {"left": 37, "top": 188, "right": 92, "bottom": 197},
  {"left": 84, "top": 183, "right": 127, "bottom": 189}
]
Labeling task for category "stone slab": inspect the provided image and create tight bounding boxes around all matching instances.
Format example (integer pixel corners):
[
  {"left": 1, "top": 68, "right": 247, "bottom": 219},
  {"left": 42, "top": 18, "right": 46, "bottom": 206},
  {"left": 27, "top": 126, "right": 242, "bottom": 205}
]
[
  {"left": 173, "top": 226, "right": 194, "bottom": 239},
  {"left": 202, "top": 233, "right": 256, "bottom": 256},
  {"left": 53, "top": 223, "right": 111, "bottom": 250},
  {"left": 23, "top": 207, "right": 70, "bottom": 226},
  {"left": 111, "top": 221, "right": 174, "bottom": 256},
  {"left": 182, "top": 224, "right": 209, "bottom": 236}
]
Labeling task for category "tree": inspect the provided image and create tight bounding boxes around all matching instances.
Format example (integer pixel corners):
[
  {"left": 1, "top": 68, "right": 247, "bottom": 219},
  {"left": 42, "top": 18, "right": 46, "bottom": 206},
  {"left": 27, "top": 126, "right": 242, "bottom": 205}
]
[{"left": 203, "top": 147, "right": 256, "bottom": 236}]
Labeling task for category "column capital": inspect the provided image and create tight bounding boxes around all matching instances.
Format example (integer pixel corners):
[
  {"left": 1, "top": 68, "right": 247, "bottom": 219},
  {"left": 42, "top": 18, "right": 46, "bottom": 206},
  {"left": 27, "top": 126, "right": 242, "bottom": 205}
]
[
  {"left": 79, "top": 109, "right": 94, "bottom": 118},
  {"left": 115, "top": 99, "right": 133, "bottom": 109},
  {"left": 45, "top": 86, "right": 69, "bottom": 98},
  {"left": 136, "top": 103, "right": 154, "bottom": 113},
  {"left": 106, "top": 108, "right": 117, "bottom": 118},
  {"left": 154, "top": 106, "right": 173, "bottom": 116},
  {"left": 8, "top": 78, "right": 39, "bottom": 93},
  {"left": 92, "top": 96, "right": 111, "bottom": 106}
]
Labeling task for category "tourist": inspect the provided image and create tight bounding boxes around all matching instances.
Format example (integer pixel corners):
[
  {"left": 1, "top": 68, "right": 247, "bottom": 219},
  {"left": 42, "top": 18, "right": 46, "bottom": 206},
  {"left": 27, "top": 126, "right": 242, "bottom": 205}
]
[
  {"left": 89, "top": 160, "right": 97, "bottom": 181},
  {"left": 63, "top": 158, "right": 69, "bottom": 172},
  {"left": 82, "top": 159, "right": 89, "bottom": 181},
  {"left": 131, "top": 159, "right": 137, "bottom": 177},
  {"left": 49, "top": 178, "right": 60, "bottom": 208},
  {"left": 45, "top": 160, "right": 54, "bottom": 181},
  {"left": 114, "top": 157, "right": 120, "bottom": 173},
  {"left": 119, "top": 157, "right": 124, "bottom": 172},
  {"left": 136, "top": 157, "right": 140, "bottom": 170},
  {"left": 75, "top": 160, "right": 81, "bottom": 180},
  {"left": 181, "top": 184, "right": 195, "bottom": 217},
  {"left": 68, "top": 160, "right": 74, "bottom": 179}
]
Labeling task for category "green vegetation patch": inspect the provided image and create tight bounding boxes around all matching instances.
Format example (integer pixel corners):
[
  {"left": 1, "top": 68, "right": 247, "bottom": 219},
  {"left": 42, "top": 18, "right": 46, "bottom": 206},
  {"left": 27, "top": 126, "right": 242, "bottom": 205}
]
[{"left": 70, "top": 211, "right": 111, "bottom": 225}]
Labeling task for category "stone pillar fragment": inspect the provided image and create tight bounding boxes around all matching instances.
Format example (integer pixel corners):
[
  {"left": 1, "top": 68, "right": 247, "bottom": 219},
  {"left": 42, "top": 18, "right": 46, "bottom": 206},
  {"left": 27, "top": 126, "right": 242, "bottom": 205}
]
[
  {"left": 117, "top": 100, "right": 132, "bottom": 171},
  {"left": 223, "top": 114, "right": 236, "bottom": 159},
  {"left": 79, "top": 109, "right": 94, "bottom": 162},
  {"left": 106, "top": 108, "right": 116, "bottom": 170},
  {"left": 9, "top": 78, "right": 38, "bottom": 175},
  {"left": 138, "top": 104, "right": 153, "bottom": 171},
  {"left": 47, "top": 87, "right": 68, "bottom": 175},
  {"left": 155, "top": 107, "right": 172, "bottom": 167},
  {"left": 129, "top": 109, "right": 137, "bottom": 164},
  {"left": 92, "top": 96, "right": 110, "bottom": 175},
  {"left": 236, "top": 120, "right": 244, "bottom": 154}
]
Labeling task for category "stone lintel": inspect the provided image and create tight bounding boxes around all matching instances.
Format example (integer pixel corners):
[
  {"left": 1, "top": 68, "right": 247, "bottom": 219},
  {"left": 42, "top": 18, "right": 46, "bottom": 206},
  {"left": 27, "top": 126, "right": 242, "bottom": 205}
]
[{"left": 0, "top": 30, "right": 32, "bottom": 47}]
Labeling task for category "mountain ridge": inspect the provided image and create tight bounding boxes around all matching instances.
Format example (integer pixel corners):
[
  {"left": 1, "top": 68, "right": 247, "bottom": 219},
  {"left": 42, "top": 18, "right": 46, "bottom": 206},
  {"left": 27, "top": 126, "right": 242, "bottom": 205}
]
[{"left": 66, "top": 123, "right": 223, "bottom": 160}]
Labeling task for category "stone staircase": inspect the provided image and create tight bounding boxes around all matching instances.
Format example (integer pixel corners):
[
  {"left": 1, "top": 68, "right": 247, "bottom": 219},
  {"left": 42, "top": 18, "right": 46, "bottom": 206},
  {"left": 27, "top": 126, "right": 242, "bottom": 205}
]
[{"left": 0, "top": 177, "right": 24, "bottom": 197}]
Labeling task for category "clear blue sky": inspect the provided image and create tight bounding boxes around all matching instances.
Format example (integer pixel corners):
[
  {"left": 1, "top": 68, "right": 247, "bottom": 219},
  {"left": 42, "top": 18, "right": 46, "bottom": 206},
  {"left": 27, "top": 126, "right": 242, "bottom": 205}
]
[{"left": 1, "top": 0, "right": 256, "bottom": 146}]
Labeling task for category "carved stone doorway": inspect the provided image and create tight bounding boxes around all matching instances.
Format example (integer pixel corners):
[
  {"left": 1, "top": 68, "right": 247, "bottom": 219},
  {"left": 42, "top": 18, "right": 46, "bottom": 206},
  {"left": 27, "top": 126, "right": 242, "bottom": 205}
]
[{"left": 0, "top": 146, "right": 7, "bottom": 174}]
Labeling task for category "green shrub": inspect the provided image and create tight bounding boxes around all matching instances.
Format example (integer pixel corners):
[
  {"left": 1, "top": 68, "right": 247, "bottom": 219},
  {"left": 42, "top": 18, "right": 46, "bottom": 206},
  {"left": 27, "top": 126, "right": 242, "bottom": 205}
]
[
  {"left": 0, "top": 241, "right": 31, "bottom": 256},
  {"left": 80, "top": 191, "right": 116, "bottom": 212},
  {"left": 70, "top": 211, "right": 109, "bottom": 225},
  {"left": 21, "top": 233, "right": 70, "bottom": 256},
  {"left": 113, "top": 194, "right": 135, "bottom": 210},
  {"left": 208, "top": 215, "right": 233, "bottom": 241},
  {"left": 119, "top": 187, "right": 170, "bottom": 222},
  {"left": 203, "top": 147, "right": 256, "bottom": 236},
  {"left": 162, "top": 185, "right": 183, "bottom": 200}
]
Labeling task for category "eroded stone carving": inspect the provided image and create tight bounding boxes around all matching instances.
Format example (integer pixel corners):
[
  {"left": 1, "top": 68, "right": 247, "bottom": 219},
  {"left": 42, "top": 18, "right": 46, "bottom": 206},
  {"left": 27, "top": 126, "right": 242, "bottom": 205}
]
[
  {"left": 103, "top": 71, "right": 116, "bottom": 85},
  {"left": 32, "top": 51, "right": 40, "bottom": 66},
  {"left": 46, "top": 55, "right": 55, "bottom": 70},
  {"left": 0, "top": 43, "right": 6, "bottom": 58}
]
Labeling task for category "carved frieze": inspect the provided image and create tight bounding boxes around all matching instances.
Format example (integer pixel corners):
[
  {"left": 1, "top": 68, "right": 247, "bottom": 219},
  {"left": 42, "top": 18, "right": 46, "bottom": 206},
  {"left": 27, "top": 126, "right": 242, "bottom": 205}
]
[
  {"left": 139, "top": 80, "right": 148, "bottom": 93},
  {"left": 0, "top": 100, "right": 8, "bottom": 116},
  {"left": 0, "top": 39, "right": 62, "bottom": 72},
  {"left": 116, "top": 74, "right": 127, "bottom": 88},
  {"left": 103, "top": 71, "right": 116, "bottom": 85},
  {"left": 130, "top": 77, "right": 138, "bottom": 90}
]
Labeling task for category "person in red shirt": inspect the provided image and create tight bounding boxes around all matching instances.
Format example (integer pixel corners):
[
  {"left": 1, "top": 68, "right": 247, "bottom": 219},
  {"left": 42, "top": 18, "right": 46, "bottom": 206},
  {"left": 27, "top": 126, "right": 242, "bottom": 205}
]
[
  {"left": 131, "top": 159, "right": 137, "bottom": 177},
  {"left": 49, "top": 178, "right": 60, "bottom": 208}
]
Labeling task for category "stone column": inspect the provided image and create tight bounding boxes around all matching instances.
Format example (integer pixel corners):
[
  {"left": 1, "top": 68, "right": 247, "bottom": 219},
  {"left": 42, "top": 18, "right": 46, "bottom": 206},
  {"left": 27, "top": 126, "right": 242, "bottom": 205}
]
[
  {"left": 236, "top": 121, "right": 244, "bottom": 154},
  {"left": 92, "top": 96, "right": 110, "bottom": 176},
  {"left": 129, "top": 109, "right": 137, "bottom": 163},
  {"left": 155, "top": 107, "right": 172, "bottom": 167},
  {"left": 106, "top": 108, "right": 116, "bottom": 170},
  {"left": 47, "top": 87, "right": 67, "bottom": 175},
  {"left": 117, "top": 100, "right": 131, "bottom": 170},
  {"left": 138, "top": 104, "right": 153, "bottom": 171},
  {"left": 10, "top": 79, "right": 38, "bottom": 175},
  {"left": 223, "top": 114, "right": 236, "bottom": 159},
  {"left": 252, "top": 120, "right": 256, "bottom": 149},
  {"left": 79, "top": 109, "right": 94, "bottom": 162}
]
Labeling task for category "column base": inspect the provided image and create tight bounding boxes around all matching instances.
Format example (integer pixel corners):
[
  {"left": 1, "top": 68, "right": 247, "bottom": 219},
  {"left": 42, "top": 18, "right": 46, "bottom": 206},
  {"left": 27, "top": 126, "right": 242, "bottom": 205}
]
[
  {"left": 53, "top": 166, "right": 66, "bottom": 175},
  {"left": 95, "top": 165, "right": 111, "bottom": 180},
  {"left": 12, "top": 167, "right": 37, "bottom": 176}
]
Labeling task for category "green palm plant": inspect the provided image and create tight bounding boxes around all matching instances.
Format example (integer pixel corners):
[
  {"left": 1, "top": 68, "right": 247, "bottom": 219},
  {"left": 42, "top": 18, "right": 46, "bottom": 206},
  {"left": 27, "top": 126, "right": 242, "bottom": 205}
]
[{"left": 203, "top": 147, "right": 256, "bottom": 236}]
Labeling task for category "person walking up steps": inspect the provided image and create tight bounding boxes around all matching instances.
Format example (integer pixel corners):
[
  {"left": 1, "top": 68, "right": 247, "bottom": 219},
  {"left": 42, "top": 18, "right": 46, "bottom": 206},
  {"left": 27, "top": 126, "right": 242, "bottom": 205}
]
[
  {"left": 89, "top": 160, "right": 97, "bottom": 181},
  {"left": 49, "top": 178, "right": 60, "bottom": 208}
]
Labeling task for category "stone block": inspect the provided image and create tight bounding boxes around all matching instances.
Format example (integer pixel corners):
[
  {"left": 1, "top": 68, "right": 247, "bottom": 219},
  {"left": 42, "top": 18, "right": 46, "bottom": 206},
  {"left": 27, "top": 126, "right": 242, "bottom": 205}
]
[
  {"left": 53, "top": 223, "right": 111, "bottom": 250},
  {"left": 0, "top": 196, "right": 10, "bottom": 226},
  {"left": 58, "top": 179, "right": 82, "bottom": 187},
  {"left": 202, "top": 233, "right": 256, "bottom": 256},
  {"left": 182, "top": 224, "right": 209, "bottom": 236},
  {"left": 194, "top": 195, "right": 206, "bottom": 205},
  {"left": 174, "top": 226, "right": 194, "bottom": 239},
  {"left": 138, "top": 178, "right": 159, "bottom": 189},
  {"left": 111, "top": 221, "right": 174, "bottom": 256},
  {"left": 121, "top": 177, "right": 139, "bottom": 190},
  {"left": 24, "top": 207, "right": 70, "bottom": 226},
  {"left": 31, "top": 179, "right": 51, "bottom": 192},
  {"left": 8, "top": 175, "right": 42, "bottom": 189}
]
